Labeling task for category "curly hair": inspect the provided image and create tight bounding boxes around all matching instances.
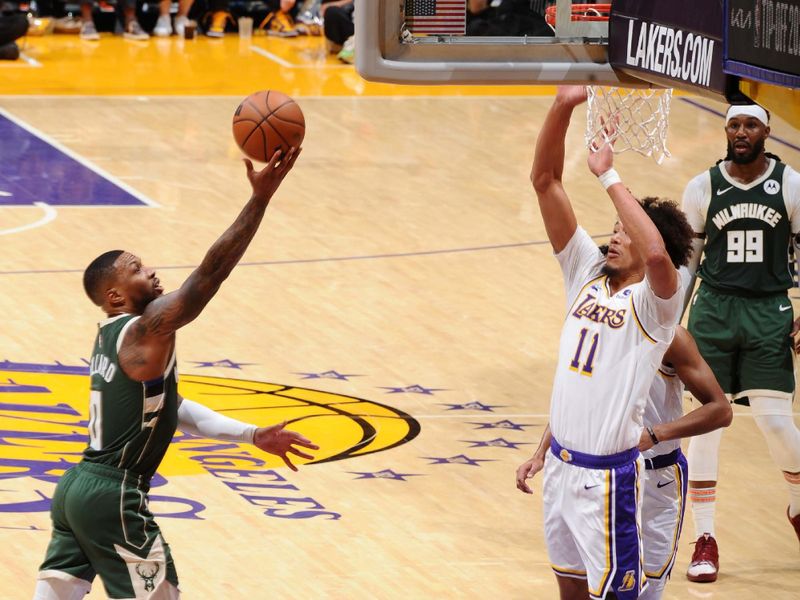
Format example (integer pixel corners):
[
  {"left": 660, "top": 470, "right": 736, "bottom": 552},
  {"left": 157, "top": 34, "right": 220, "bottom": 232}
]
[{"left": 639, "top": 197, "right": 694, "bottom": 268}]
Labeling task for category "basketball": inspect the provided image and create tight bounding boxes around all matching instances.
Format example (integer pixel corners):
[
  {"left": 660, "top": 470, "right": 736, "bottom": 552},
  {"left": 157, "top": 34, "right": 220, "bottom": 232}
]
[{"left": 232, "top": 90, "right": 305, "bottom": 162}]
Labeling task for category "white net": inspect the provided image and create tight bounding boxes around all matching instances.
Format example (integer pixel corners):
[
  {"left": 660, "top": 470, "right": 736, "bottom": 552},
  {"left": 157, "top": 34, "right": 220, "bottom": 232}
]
[{"left": 585, "top": 86, "right": 673, "bottom": 164}]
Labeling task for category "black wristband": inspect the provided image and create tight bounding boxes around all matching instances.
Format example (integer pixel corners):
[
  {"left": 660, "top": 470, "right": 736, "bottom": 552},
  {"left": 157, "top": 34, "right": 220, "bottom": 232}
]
[{"left": 646, "top": 426, "right": 659, "bottom": 445}]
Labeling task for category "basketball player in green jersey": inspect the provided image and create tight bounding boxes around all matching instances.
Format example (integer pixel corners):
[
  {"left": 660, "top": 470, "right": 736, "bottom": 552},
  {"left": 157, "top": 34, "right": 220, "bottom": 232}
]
[
  {"left": 682, "top": 105, "right": 800, "bottom": 583},
  {"left": 33, "top": 148, "right": 319, "bottom": 600}
]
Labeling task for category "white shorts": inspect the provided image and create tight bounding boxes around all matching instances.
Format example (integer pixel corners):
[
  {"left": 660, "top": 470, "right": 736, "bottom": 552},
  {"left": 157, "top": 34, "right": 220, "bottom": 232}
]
[
  {"left": 543, "top": 439, "right": 647, "bottom": 600},
  {"left": 641, "top": 449, "right": 688, "bottom": 591}
]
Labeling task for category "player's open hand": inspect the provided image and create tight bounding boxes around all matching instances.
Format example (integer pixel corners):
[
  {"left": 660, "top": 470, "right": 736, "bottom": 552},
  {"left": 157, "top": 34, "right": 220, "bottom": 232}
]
[
  {"left": 516, "top": 455, "right": 545, "bottom": 494},
  {"left": 244, "top": 146, "right": 302, "bottom": 203},
  {"left": 253, "top": 421, "right": 319, "bottom": 471}
]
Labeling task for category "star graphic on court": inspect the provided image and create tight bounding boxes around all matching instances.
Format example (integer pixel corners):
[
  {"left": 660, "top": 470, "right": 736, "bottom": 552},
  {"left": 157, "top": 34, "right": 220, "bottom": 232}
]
[
  {"left": 348, "top": 469, "right": 424, "bottom": 481},
  {"left": 188, "top": 359, "right": 255, "bottom": 369},
  {"left": 378, "top": 384, "right": 448, "bottom": 395},
  {"left": 461, "top": 438, "right": 531, "bottom": 449},
  {"left": 423, "top": 454, "right": 495, "bottom": 466},
  {"left": 467, "top": 420, "right": 535, "bottom": 431},
  {"left": 440, "top": 402, "right": 506, "bottom": 412},
  {"left": 294, "top": 370, "right": 363, "bottom": 380}
]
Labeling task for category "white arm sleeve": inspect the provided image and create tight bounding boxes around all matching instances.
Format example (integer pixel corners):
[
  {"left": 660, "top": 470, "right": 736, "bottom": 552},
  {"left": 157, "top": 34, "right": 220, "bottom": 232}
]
[
  {"left": 784, "top": 165, "right": 800, "bottom": 234},
  {"left": 177, "top": 398, "right": 257, "bottom": 444},
  {"left": 682, "top": 172, "right": 711, "bottom": 236}
]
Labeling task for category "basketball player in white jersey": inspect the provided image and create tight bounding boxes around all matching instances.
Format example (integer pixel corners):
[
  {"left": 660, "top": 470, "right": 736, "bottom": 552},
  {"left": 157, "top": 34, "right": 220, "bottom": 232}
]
[
  {"left": 517, "top": 325, "right": 731, "bottom": 600},
  {"left": 526, "top": 85, "right": 695, "bottom": 599}
]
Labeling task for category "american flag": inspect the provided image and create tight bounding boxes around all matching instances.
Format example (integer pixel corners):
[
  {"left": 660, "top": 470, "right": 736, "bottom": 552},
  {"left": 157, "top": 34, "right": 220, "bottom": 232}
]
[{"left": 405, "top": 0, "right": 466, "bottom": 35}]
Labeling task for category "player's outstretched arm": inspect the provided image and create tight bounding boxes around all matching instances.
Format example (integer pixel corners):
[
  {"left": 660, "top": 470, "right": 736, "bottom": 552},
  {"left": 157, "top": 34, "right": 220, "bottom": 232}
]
[
  {"left": 177, "top": 396, "right": 319, "bottom": 471},
  {"left": 637, "top": 328, "right": 732, "bottom": 452},
  {"left": 121, "top": 148, "right": 301, "bottom": 380},
  {"left": 587, "top": 141, "right": 677, "bottom": 299},
  {"left": 516, "top": 424, "right": 552, "bottom": 494},
  {"left": 531, "top": 86, "right": 585, "bottom": 253}
]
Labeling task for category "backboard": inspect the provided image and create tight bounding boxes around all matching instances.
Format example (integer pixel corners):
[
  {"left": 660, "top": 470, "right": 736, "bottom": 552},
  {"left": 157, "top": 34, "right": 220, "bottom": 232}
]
[{"left": 354, "top": 0, "right": 647, "bottom": 86}]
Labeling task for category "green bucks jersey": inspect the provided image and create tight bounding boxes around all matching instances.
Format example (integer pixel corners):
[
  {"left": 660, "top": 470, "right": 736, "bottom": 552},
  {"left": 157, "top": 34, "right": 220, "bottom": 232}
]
[
  {"left": 83, "top": 314, "right": 178, "bottom": 481},
  {"left": 684, "top": 159, "right": 798, "bottom": 295}
]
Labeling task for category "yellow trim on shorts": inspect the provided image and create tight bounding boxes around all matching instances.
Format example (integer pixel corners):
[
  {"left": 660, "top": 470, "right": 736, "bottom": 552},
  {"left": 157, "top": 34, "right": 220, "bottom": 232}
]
[
  {"left": 551, "top": 564, "right": 588, "bottom": 577},
  {"left": 589, "top": 470, "right": 613, "bottom": 598}
]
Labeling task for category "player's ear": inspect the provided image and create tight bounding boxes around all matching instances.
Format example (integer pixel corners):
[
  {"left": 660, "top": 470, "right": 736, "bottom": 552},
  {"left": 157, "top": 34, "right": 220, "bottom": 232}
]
[{"left": 106, "top": 286, "right": 125, "bottom": 309}]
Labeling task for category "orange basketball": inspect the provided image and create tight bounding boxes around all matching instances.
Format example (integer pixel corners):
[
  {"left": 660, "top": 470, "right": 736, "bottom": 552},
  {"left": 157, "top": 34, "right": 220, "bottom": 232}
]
[{"left": 232, "top": 90, "right": 305, "bottom": 162}]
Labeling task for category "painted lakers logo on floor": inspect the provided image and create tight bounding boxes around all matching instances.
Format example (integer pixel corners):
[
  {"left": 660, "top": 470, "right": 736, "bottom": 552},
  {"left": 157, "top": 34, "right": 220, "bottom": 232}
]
[{"left": 0, "top": 361, "right": 420, "bottom": 521}]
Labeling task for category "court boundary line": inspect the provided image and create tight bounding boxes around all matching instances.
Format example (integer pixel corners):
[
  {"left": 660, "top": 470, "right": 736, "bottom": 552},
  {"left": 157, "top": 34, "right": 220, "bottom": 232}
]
[
  {"left": 0, "top": 107, "right": 160, "bottom": 208},
  {"left": 0, "top": 233, "right": 612, "bottom": 276},
  {"left": 249, "top": 45, "right": 357, "bottom": 69},
  {"left": 0, "top": 202, "right": 56, "bottom": 236},
  {"left": 0, "top": 51, "right": 42, "bottom": 68}
]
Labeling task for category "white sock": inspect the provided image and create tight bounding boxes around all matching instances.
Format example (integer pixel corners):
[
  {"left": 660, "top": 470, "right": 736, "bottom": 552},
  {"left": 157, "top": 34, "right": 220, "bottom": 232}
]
[
  {"left": 785, "top": 471, "right": 800, "bottom": 518},
  {"left": 689, "top": 487, "right": 716, "bottom": 539}
]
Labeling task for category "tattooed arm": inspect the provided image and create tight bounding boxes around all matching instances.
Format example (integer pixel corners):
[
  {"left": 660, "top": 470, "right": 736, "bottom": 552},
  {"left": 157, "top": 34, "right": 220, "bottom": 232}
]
[{"left": 119, "top": 148, "right": 301, "bottom": 381}]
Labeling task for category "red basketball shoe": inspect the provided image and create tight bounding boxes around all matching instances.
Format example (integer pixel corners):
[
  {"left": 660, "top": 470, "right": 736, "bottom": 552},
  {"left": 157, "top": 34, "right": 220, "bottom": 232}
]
[
  {"left": 686, "top": 534, "right": 719, "bottom": 583},
  {"left": 788, "top": 507, "right": 800, "bottom": 546}
]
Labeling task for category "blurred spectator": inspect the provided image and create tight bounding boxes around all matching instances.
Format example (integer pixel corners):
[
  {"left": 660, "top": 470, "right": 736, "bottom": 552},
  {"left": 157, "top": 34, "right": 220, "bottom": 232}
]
[
  {"left": 202, "top": 0, "right": 298, "bottom": 37},
  {"left": 0, "top": 10, "right": 27, "bottom": 59},
  {"left": 78, "top": 0, "right": 149, "bottom": 40},
  {"left": 154, "top": 0, "right": 194, "bottom": 36},
  {"left": 467, "top": 0, "right": 553, "bottom": 36},
  {"left": 257, "top": 0, "right": 299, "bottom": 37},
  {"left": 321, "top": 0, "right": 351, "bottom": 54}
]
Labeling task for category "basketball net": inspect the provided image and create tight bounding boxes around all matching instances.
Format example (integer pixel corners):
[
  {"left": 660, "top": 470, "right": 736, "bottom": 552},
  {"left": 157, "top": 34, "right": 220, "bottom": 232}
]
[{"left": 585, "top": 86, "right": 673, "bottom": 164}]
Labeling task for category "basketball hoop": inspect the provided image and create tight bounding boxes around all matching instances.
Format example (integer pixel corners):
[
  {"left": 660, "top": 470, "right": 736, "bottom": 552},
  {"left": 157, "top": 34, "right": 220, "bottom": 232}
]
[
  {"left": 585, "top": 86, "right": 673, "bottom": 164},
  {"left": 545, "top": 3, "right": 611, "bottom": 27}
]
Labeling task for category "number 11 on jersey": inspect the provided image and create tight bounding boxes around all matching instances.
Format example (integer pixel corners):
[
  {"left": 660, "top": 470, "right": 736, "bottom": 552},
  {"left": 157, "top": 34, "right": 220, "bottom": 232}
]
[{"left": 570, "top": 327, "right": 599, "bottom": 376}]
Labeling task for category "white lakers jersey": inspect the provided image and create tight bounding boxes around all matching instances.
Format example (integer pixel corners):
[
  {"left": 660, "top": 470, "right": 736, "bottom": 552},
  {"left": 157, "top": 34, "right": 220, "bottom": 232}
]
[
  {"left": 642, "top": 364, "right": 683, "bottom": 460},
  {"left": 550, "top": 227, "right": 682, "bottom": 455}
]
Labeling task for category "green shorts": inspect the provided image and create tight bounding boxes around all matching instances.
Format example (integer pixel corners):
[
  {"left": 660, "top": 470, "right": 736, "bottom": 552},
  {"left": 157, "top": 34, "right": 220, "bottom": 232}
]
[
  {"left": 39, "top": 461, "right": 179, "bottom": 599},
  {"left": 687, "top": 283, "right": 795, "bottom": 403}
]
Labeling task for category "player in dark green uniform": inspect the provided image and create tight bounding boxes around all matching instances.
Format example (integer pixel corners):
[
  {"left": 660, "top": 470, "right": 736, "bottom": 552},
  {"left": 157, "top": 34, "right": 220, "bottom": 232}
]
[
  {"left": 34, "top": 148, "right": 319, "bottom": 600},
  {"left": 681, "top": 105, "right": 800, "bottom": 583}
]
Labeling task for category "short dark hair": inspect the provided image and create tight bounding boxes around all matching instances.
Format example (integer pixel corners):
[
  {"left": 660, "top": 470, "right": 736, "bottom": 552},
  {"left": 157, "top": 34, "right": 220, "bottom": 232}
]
[
  {"left": 83, "top": 250, "right": 124, "bottom": 306},
  {"left": 640, "top": 197, "right": 694, "bottom": 268}
]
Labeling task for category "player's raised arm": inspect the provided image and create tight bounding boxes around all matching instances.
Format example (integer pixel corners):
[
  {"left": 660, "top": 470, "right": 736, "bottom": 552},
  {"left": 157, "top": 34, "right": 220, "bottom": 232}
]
[
  {"left": 121, "top": 148, "right": 301, "bottom": 380},
  {"left": 531, "top": 86, "right": 586, "bottom": 253},
  {"left": 587, "top": 141, "right": 678, "bottom": 299},
  {"left": 639, "top": 328, "right": 732, "bottom": 452}
]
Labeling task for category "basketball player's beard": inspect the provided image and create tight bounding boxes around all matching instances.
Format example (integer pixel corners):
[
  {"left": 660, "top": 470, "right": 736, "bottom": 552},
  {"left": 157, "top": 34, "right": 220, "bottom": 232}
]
[
  {"left": 602, "top": 263, "right": 621, "bottom": 278},
  {"left": 727, "top": 138, "right": 765, "bottom": 164}
]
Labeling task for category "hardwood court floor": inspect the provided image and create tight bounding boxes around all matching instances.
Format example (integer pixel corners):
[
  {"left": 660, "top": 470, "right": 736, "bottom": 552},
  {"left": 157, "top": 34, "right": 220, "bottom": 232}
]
[{"left": 1, "top": 32, "right": 800, "bottom": 599}]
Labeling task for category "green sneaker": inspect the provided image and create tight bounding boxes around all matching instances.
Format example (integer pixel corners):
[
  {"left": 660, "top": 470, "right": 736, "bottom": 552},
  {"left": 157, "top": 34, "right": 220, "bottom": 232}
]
[{"left": 337, "top": 35, "right": 354, "bottom": 64}]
